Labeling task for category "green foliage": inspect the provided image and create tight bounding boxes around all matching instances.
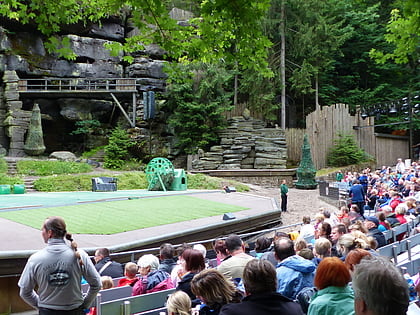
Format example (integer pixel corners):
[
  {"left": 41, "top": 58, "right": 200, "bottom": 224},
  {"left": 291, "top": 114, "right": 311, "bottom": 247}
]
[
  {"left": 70, "top": 120, "right": 101, "bottom": 136},
  {"left": 17, "top": 160, "right": 93, "bottom": 176},
  {"left": 0, "top": 175, "right": 24, "bottom": 185},
  {"left": 187, "top": 173, "right": 249, "bottom": 192},
  {"left": 164, "top": 62, "right": 234, "bottom": 153},
  {"left": 0, "top": 158, "right": 7, "bottom": 174},
  {"left": 369, "top": 1, "right": 419, "bottom": 65},
  {"left": 81, "top": 146, "right": 106, "bottom": 159},
  {"left": 32, "top": 171, "right": 249, "bottom": 192},
  {"left": 0, "top": 0, "right": 272, "bottom": 74},
  {"left": 104, "top": 127, "right": 135, "bottom": 169},
  {"left": 327, "top": 134, "right": 373, "bottom": 167}
]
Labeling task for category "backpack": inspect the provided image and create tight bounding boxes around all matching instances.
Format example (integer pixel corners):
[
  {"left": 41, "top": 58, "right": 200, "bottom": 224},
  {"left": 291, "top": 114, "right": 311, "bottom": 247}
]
[{"left": 295, "top": 286, "right": 318, "bottom": 314}]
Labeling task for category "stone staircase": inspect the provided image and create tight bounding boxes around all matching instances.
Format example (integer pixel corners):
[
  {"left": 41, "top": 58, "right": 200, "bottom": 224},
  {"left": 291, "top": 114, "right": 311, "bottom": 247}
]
[{"left": 4, "top": 157, "right": 38, "bottom": 193}]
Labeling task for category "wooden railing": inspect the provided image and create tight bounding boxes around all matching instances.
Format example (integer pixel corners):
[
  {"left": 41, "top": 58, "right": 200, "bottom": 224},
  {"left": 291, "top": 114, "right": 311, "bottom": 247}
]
[{"left": 18, "top": 78, "right": 138, "bottom": 93}]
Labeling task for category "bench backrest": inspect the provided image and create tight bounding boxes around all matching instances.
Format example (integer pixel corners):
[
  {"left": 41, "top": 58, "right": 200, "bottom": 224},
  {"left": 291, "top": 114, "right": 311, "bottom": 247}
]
[{"left": 98, "top": 288, "right": 176, "bottom": 315}]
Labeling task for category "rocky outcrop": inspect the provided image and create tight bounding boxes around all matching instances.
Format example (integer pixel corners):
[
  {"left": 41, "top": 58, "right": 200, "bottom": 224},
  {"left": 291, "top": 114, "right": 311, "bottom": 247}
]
[{"left": 192, "top": 116, "right": 287, "bottom": 170}]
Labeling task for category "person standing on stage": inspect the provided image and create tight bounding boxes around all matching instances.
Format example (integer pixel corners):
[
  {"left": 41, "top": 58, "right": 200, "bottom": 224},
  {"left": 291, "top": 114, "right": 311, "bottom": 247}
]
[
  {"left": 19, "top": 216, "right": 101, "bottom": 315},
  {"left": 280, "top": 179, "right": 289, "bottom": 212}
]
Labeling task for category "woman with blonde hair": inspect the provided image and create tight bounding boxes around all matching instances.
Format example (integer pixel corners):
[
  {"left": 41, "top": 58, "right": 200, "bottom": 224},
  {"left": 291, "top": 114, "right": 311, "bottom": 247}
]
[
  {"left": 337, "top": 233, "right": 369, "bottom": 259},
  {"left": 167, "top": 290, "right": 196, "bottom": 315}
]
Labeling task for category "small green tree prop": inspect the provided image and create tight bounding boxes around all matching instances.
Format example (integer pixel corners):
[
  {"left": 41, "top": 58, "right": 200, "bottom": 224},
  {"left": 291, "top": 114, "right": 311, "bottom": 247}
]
[{"left": 24, "top": 103, "right": 46, "bottom": 156}]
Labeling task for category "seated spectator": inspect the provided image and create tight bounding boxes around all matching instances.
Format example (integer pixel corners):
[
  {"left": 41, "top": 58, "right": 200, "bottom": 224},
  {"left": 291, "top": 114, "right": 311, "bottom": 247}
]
[
  {"left": 177, "top": 249, "right": 206, "bottom": 305},
  {"left": 274, "top": 237, "right": 315, "bottom": 300},
  {"left": 317, "top": 222, "right": 332, "bottom": 241},
  {"left": 94, "top": 247, "right": 124, "bottom": 278},
  {"left": 217, "top": 234, "right": 253, "bottom": 280},
  {"left": 254, "top": 236, "right": 272, "bottom": 258},
  {"left": 330, "top": 224, "right": 347, "bottom": 257},
  {"left": 132, "top": 254, "right": 173, "bottom": 296},
  {"left": 159, "top": 243, "right": 177, "bottom": 274},
  {"left": 308, "top": 257, "right": 354, "bottom": 315},
  {"left": 322, "top": 209, "right": 339, "bottom": 228},
  {"left": 337, "top": 233, "right": 369, "bottom": 260},
  {"left": 336, "top": 206, "right": 349, "bottom": 223},
  {"left": 166, "top": 290, "right": 195, "bottom": 315},
  {"left": 172, "top": 243, "right": 193, "bottom": 287},
  {"left": 219, "top": 259, "right": 304, "bottom": 315},
  {"left": 364, "top": 216, "right": 386, "bottom": 248},
  {"left": 344, "top": 249, "right": 371, "bottom": 272},
  {"left": 312, "top": 238, "right": 331, "bottom": 266},
  {"left": 294, "top": 238, "right": 309, "bottom": 255},
  {"left": 395, "top": 204, "right": 408, "bottom": 224},
  {"left": 213, "top": 239, "right": 229, "bottom": 266},
  {"left": 348, "top": 208, "right": 363, "bottom": 224},
  {"left": 299, "top": 216, "right": 315, "bottom": 240},
  {"left": 375, "top": 211, "right": 390, "bottom": 232},
  {"left": 87, "top": 276, "right": 115, "bottom": 315},
  {"left": 352, "top": 256, "right": 409, "bottom": 315},
  {"left": 191, "top": 269, "right": 239, "bottom": 315},
  {"left": 260, "top": 231, "right": 289, "bottom": 267},
  {"left": 298, "top": 248, "right": 314, "bottom": 261},
  {"left": 118, "top": 262, "right": 138, "bottom": 287},
  {"left": 348, "top": 220, "right": 368, "bottom": 234},
  {"left": 100, "top": 276, "right": 113, "bottom": 290},
  {"left": 366, "top": 189, "right": 379, "bottom": 210},
  {"left": 313, "top": 213, "right": 325, "bottom": 237}
]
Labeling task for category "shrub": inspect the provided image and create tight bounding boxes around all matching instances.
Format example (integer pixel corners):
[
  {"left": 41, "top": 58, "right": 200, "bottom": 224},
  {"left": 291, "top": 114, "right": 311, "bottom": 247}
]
[
  {"left": 104, "top": 128, "right": 134, "bottom": 169},
  {"left": 327, "top": 134, "right": 373, "bottom": 167},
  {"left": 0, "top": 175, "right": 24, "bottom": 185},
  {"left": 0, "top": 158, "right": 7, "bottom": 174},
  {"left": 17, "top": 160, "right": 93, "bottom": 176}
]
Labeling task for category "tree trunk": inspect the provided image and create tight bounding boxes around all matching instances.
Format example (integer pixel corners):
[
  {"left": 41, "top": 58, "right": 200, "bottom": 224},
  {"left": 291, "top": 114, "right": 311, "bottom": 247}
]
[{"left": 280, "top": 0, "right": 286, "bottom": 129}]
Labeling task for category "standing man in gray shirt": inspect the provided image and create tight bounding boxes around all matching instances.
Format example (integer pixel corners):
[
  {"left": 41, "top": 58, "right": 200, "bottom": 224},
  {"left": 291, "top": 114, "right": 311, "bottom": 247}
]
[{"left": 18, "top": 216, "right": 101, "bottom": 315}]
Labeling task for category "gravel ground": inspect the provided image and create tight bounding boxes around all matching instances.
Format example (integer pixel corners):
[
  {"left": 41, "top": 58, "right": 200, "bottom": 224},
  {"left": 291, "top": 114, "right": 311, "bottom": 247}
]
[{"left": 247, "top": 185, "right": 336, "bottom": 232}]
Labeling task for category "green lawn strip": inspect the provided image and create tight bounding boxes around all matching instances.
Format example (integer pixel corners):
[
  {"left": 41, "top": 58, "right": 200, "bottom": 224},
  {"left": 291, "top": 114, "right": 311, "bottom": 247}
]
[{"left": 0, "top": 196, "right": 248, "bottom": 234}]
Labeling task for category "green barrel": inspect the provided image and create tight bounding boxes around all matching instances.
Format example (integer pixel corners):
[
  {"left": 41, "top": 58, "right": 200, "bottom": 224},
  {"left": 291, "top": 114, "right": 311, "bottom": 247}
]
[
  {"left": 0, "top": 185, "right": 11, "bottom": 194},
  {"left": 13, "top": 184, "right": 26, "bottom": 194}
]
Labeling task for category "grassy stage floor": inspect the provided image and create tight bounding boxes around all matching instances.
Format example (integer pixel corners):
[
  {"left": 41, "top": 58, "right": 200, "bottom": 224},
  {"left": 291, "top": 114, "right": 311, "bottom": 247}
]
[{"left": 0, "top": 195, "right": 247, "bottom": 234}]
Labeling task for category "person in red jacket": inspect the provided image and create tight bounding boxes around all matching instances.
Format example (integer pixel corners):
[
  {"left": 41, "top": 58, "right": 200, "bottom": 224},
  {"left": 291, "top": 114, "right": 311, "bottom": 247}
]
[{"left": 118, "top": 262, "right": 138, "bottom": 287}]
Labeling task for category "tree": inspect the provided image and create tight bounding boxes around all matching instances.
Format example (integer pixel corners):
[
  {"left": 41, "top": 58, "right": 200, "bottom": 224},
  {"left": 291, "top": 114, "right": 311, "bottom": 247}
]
[
  {"left": 0, "top": 0, "right": 273, "bottom": 75},
  {"left": 163, "top": 62, "right": 233, "bottom": 154}
]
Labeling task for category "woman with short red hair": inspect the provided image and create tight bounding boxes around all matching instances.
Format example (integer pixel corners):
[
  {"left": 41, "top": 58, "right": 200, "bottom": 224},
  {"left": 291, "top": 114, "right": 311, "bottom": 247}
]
[{"left": 307, "top": 257, "right": 355, "bottom": 315}]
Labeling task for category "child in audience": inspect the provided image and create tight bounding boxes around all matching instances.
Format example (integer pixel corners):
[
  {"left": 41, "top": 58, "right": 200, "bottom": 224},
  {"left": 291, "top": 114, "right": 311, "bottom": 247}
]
[
  {"left": 118, "top": 262, "right": 138, "bottom": 286},
  {"left": 167, "top": 290, "right": 199, "bottom": 315}
]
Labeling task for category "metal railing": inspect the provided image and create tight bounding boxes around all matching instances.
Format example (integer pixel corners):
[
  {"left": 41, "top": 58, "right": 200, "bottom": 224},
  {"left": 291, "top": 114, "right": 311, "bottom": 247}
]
[{"left": 18, "top": 78, "right": 138, "bottom": 93}]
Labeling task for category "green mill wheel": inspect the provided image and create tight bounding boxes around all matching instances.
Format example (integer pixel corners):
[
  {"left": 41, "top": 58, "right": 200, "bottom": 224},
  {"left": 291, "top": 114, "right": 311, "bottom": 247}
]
[{"left": 145, "top": 157, "right": 175, "bottom": 191}]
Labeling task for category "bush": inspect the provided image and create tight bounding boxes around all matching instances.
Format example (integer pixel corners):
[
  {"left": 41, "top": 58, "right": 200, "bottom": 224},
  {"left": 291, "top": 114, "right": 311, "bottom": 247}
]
[
  {"left": 17, "top": 160, "right": 93, "bottom": 176},
  {"left": 327, "top": 134, "right": 373, "bottom": 167},
  {"left": 104, "top": 128, "right": 134, "bottom": 169},
  {"left": 0, "top": 158, "right": 7, "bottom": 174},
  {"left": 0, "top": 175, "right": 24, "bottom": 185}
]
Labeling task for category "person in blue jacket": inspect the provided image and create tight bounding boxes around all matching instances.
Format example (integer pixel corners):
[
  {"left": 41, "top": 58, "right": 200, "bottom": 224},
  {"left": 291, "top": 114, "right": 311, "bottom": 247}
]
[
  {"left": 349, "top": 180, "right": 366, "bottom": 218},
  {"left": 273, "top": 237, "right": 316, "bottom": 300}
]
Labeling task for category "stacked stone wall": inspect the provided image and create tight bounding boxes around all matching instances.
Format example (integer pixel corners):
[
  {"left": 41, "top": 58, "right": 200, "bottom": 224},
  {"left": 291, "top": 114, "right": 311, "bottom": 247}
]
[{"left": 192, "top": 116, "right": 287, "bottom": 170}]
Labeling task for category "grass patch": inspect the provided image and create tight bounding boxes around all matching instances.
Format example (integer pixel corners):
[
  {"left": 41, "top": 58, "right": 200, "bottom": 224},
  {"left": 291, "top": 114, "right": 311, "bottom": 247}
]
[
  {"left": 17, "top": 160, "right": 93, "bottom": 176},
  {"left": 0, "top": 195, "right": 248, "bottom": 234},
  {"left": 33, "top": 172, "right": 250, "bottom": 192}
]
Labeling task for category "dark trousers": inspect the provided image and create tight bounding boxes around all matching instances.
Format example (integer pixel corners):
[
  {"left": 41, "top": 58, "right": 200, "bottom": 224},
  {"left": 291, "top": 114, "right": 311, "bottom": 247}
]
[
  {"left": 355, "top": 201, "right": 365, "bottom": 218},
  {"left": 281, "top": 194, "right": 287, "bottom": 212},
  {"left": 38, "top": 307, "right": 85, "bottom": 315}
]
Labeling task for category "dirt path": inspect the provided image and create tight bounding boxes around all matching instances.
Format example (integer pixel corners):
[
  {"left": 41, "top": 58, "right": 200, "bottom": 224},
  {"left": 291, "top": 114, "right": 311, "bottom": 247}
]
[{"left": 246, "top": 185, "right": 335, "bottom": 232}]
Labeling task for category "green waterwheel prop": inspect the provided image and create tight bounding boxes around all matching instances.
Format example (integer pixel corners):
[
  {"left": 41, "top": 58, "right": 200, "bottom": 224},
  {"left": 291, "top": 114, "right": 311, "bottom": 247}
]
[{"left": 145, "top": 157, "right": 175, "bottom": 191}]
